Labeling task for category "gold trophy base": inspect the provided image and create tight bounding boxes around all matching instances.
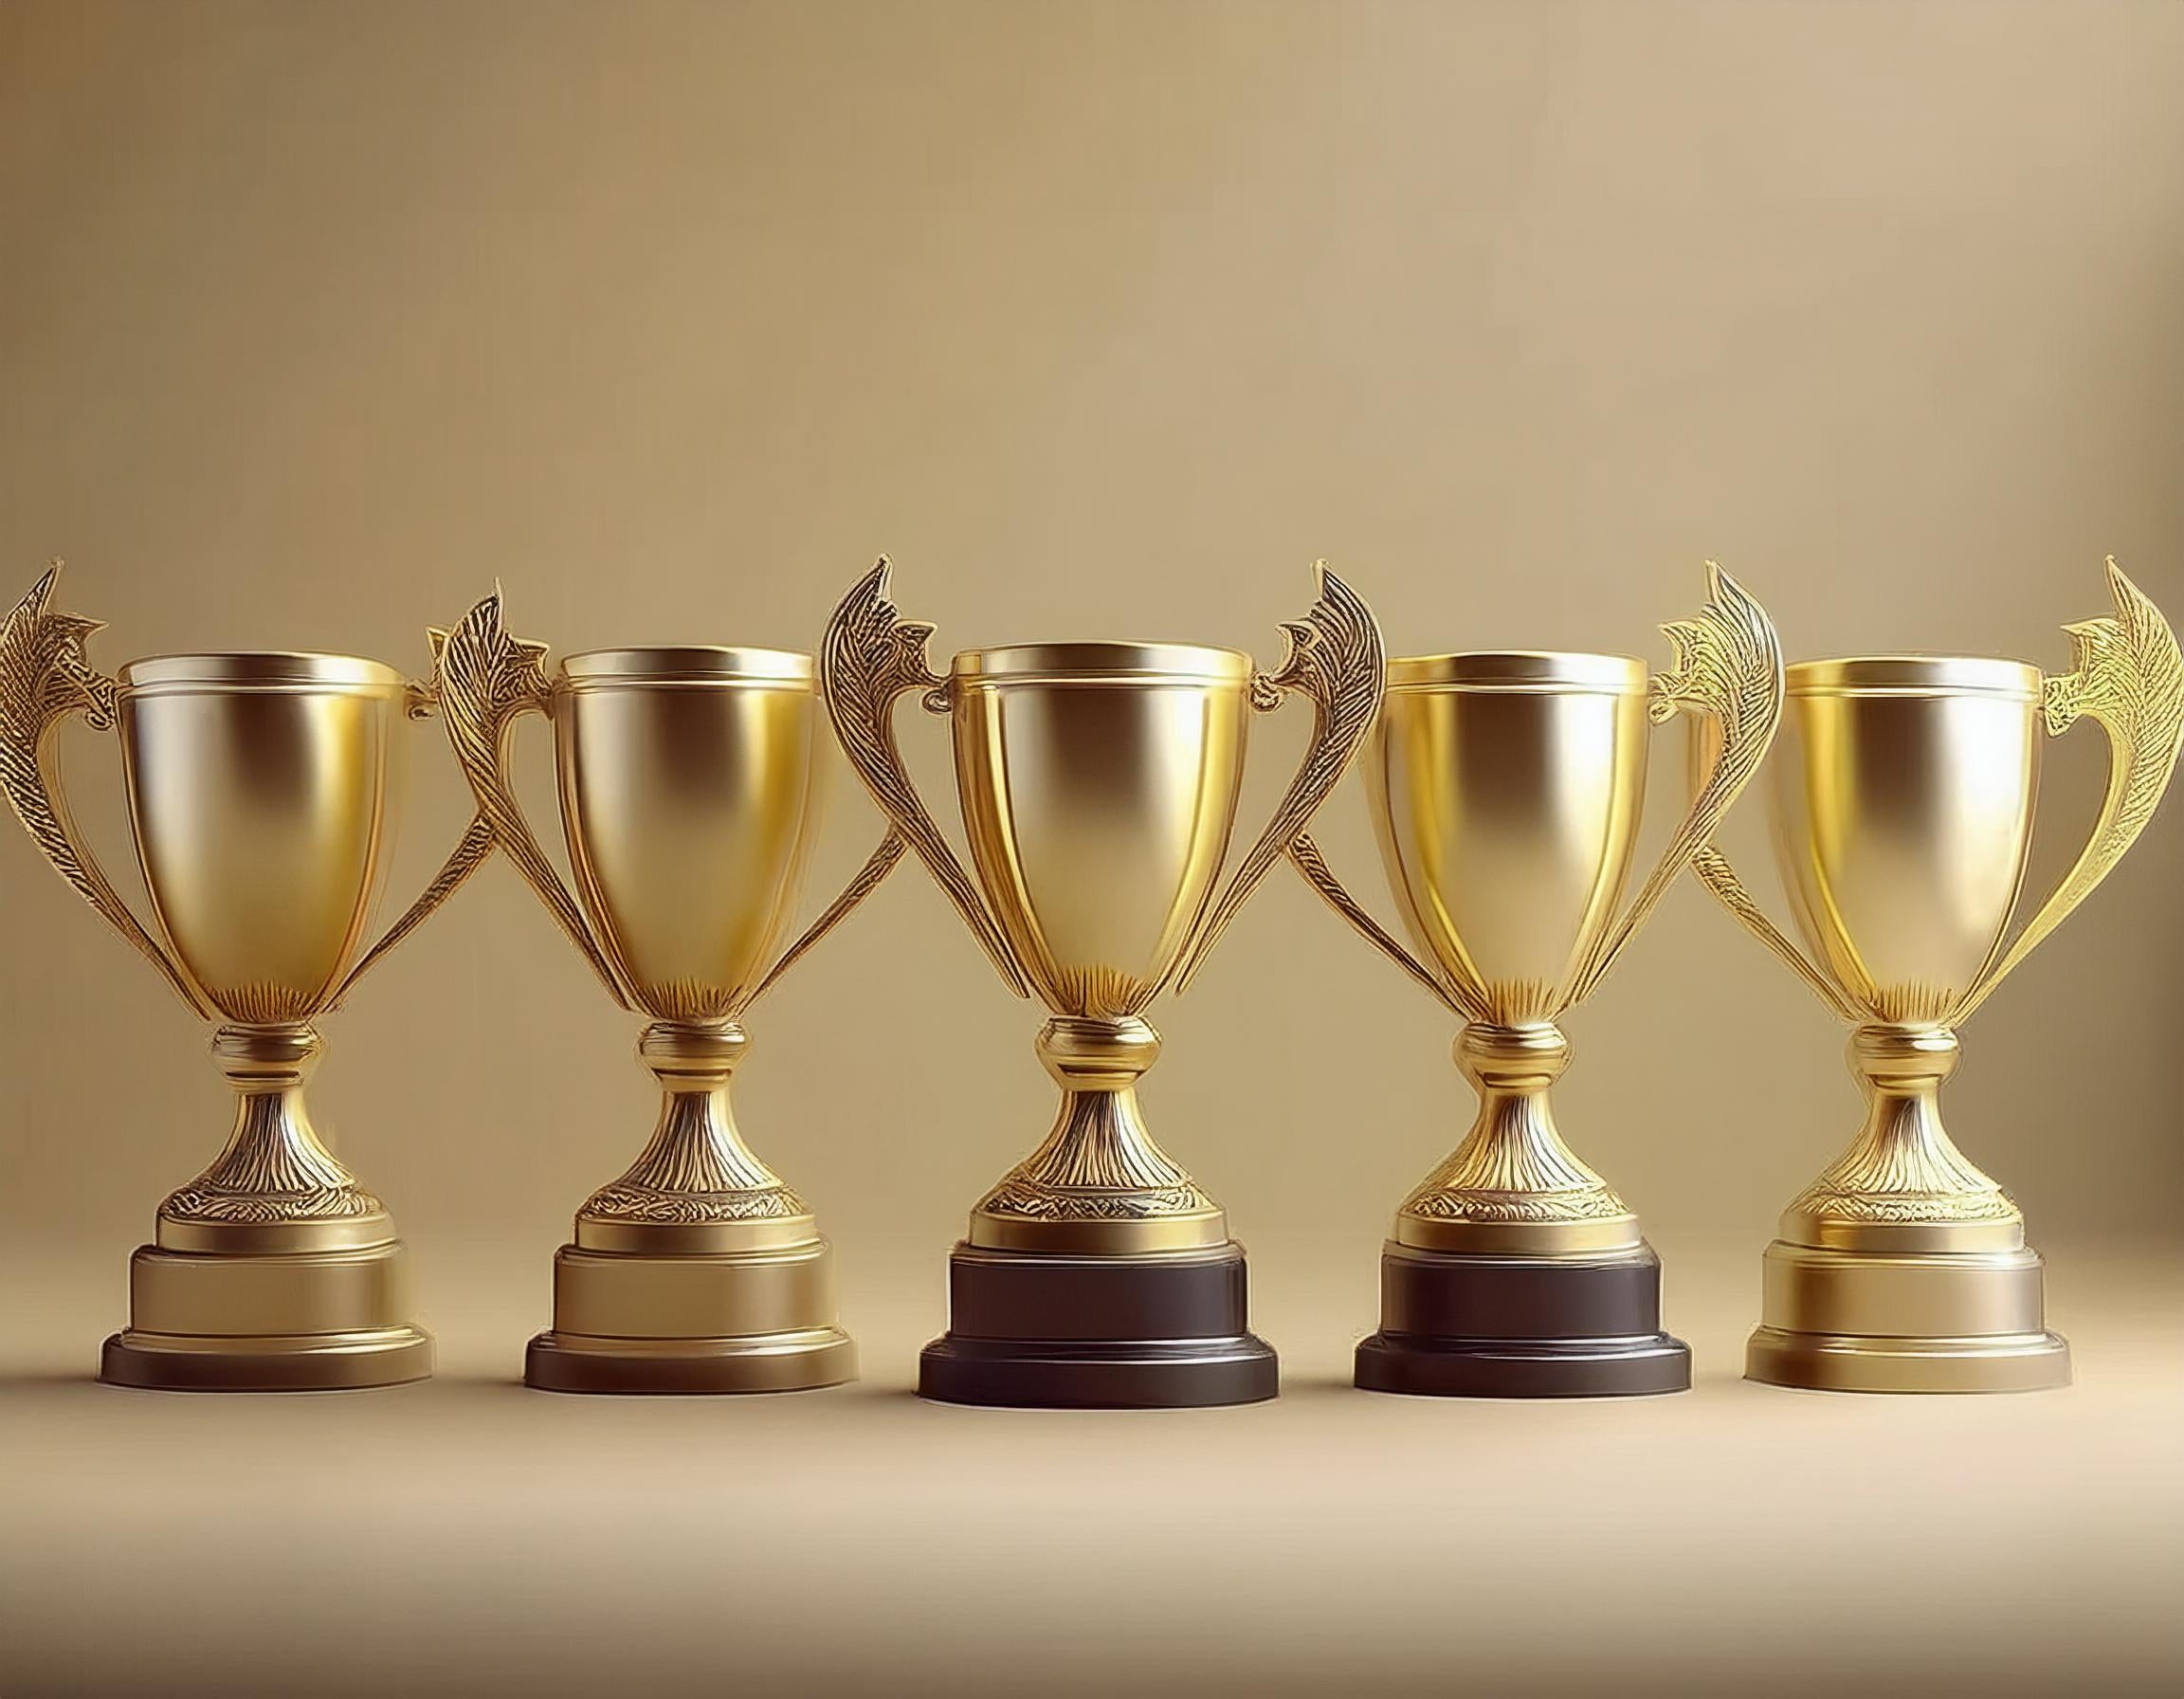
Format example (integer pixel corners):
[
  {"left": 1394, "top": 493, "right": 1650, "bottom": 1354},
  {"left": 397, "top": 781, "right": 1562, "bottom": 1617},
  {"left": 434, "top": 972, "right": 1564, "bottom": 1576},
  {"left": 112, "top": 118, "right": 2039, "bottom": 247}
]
[
  {"left": 1746, "top": 1239, "right": 2071, "bottom": 1394},
  {"left": 524, "top": 1236, "right": 855, "bottom": 1396},
  {"left": 100, "top": 1235, "right": 433, "bottom": 1393}
]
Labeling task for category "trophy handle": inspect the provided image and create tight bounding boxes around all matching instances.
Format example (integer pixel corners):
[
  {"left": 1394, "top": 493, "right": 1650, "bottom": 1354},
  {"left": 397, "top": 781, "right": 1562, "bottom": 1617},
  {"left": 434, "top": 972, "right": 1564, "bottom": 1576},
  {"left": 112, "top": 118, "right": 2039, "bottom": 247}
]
[
  {"left": 428, "top": 588, "right": 631, "bottom": 1008},
  {"left": 1173, "top": 563, "right": 1386, "bottom": 995},
  {"left": 1286, "top": 832, "right": 1486, "bottom": 1021},
  {"left": 750, "top": 826, "right": 906, "bottom": 1004},
  {"left": 1951, "top": 558, "right": 2184, "bottom": 1025},
  {"left": 819, "top": 557, "right": 1029, "bottom": 997},
  {"left": 1566, "top": 562, "right": 1788, "bottom": 1007},
  {"left": 1689, "top": 842, "right": 1861, "bottom": 1020},
  {"left": 0, "top": 563, "right": 208, "bottom": 1014},
  {"left": 327, "top": 675, "right": 497, "bottom": 1006}
]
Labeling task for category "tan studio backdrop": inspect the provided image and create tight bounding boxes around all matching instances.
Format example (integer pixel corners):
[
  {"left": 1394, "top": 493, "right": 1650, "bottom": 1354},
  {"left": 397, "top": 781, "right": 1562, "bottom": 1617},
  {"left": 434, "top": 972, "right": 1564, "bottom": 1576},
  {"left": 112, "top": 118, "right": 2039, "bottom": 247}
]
[{"left": 2, "top": 5, "right": 2180, "bottom": 1698}]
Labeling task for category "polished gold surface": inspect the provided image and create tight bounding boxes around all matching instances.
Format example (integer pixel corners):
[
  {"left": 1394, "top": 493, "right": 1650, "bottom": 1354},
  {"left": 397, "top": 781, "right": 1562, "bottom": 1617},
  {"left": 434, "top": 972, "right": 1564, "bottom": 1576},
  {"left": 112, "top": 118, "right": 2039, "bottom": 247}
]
[
  {"left": 1376, "top": 649, "right": 1651, "bottom": 1027},
  {"left": 951, "top": 639, "right": 1247, "bottom": 1252},
  {"left": 557, "top": 645, "right": 821, "bottom": 1020},
  {"left": 0, "top": 564, "right": 486, "bottom": 1390},
  {"left": 1696, "top": 560, "right": 2184, "bottom": 1391},
  {"left": 1774, "top": 656, "right": 2043, "bottom": 1027},
  {"left": 436, "top": 593, "right": 897, "bottom": 1392},
  {"left": 952, "top": 640, "right": 1250, "bottom": 1019},
  {"left": 120, "top": 651, "right": 407, "bottom": 1023},
  {"left": 822, "top": 557, "right": 1383, "bottom": 1256},
  {"left": 1292, "top": 565, "right": 1784, "bottom": 1256}
]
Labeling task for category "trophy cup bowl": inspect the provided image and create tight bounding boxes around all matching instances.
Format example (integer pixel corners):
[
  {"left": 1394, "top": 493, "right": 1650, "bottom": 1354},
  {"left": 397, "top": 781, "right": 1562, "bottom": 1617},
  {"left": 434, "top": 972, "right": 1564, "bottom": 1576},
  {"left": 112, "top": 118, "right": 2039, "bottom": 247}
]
[
  {"left": 0, "top": 565, "right": 491, "bottom": 1390},
  {"left": 1372, "top": 650, "right": 1652, "bottom": 1041},
  {"left": 124, "top": 654, "right": 409, "bottom": 1020},
  {"left": 436, "top": 594, "right": 901, "bottom": 1394},
  {"left": 1696, "top": 561, "right": 2183, "bottom": 1392},
  {"left": 950, "top": 640, "right": 1249, "bottom": 1260},
  {"left": 1291, "top": 566, "right": 1783, "bottom": 1397},
  {"left": 1772, "top": 657, "right": 2044, "bottom": 1028},
  {"left": 824, "top": 558, "right": 1384, "bottom": 1408}
]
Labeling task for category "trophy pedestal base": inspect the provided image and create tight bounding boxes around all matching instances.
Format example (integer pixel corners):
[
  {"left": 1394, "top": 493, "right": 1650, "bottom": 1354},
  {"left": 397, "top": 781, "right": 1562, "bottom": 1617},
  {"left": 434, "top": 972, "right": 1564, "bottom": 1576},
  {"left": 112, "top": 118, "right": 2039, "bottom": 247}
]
[
  {"left": 524, "top": 1237, "right": 855, "bottom": 1395},
  {"left": 1745, "top": 1325, "right": 2070, "bottom": 1393},
  {"left": 101, "top": 1325, "right": 432, "bottom": 1392},
  {"left": 1746, "top": 1238, "right": 2071, "bottom": 1393},
  {"left": 101, "top": 1236, "right": 432, "bottom": 1392},
  {"left": 1356, "top": 1239, "right": 1690, "bottom": 1398},
  {"left": 919, "top": 1241, "right": 1278, "bottom": 1408},
  {"left": 526, "top": 1329, "right": 856, "bottom": 1395}
]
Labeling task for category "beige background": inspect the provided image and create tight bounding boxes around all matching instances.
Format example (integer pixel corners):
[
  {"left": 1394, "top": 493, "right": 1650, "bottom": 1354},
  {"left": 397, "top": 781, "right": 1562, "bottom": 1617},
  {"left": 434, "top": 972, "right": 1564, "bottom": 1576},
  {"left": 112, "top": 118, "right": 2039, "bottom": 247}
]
[{"left": 2, "top": 3, "right": 2179, "bottom": 1695}]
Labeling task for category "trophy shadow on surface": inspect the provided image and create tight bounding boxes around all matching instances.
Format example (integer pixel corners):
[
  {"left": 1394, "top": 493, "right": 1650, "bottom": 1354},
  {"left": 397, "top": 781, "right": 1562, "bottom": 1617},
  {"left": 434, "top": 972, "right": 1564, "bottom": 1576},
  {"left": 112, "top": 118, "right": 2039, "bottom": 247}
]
[
  {"left": 435, "top": 592, "right": 902, "bottom": 1394},
  {"left": 1290, "top": 565, "right": 1785, "bottom": 1397},
  {"left": 1695, "top": 559, "right": 2183, "bottom": 1393},
  {"left": 0, "top": 564, "right": 493, "bottom": 1390},
  {"left": 823, "top": 557, "right": 1384, "bottom": 1408}
]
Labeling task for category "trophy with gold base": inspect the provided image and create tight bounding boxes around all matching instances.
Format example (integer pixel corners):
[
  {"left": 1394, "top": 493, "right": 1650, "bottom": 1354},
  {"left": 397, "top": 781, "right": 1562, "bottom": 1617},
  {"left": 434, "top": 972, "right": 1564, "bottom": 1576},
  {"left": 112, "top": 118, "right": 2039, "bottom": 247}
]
[
  {"left": 823, "top": 559, "right": 1383, "bottom": 1407},
  {"left": 435, "top": 593, "right": 901, "bottom": 1394},
  {"left": 0, "top": 566, "right": 491, "bottom": 1390},
  {"left": 1290, "top": 566, "right": 1783, "bottom": 1397},
  {"left": 1696, "top": 560, "right": 2181, "bottom": 1393}
]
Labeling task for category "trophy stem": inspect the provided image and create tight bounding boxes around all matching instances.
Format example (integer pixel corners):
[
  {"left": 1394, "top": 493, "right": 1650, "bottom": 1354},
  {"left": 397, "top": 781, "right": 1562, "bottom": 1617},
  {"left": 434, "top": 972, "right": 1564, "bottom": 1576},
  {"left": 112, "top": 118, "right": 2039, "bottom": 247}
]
[
  {"left": 1780, "top": 1025, "right": 2019, "bottom": 1251},
  {"left": 156, "top": 1024, "right": 389, "bottom": 1249},
  {"left": 1394, "top": 1023, "right": 1638, "bottom": 1255},
  {"left": 970, "top": 1016, "right": 1225, "bottom": 1254},
  {"left": 527, "top": 1019, "right": 854, "bottom": 1394},
  {"left": 573, "top": 1021, "right": 812, "bottom": 1252}
]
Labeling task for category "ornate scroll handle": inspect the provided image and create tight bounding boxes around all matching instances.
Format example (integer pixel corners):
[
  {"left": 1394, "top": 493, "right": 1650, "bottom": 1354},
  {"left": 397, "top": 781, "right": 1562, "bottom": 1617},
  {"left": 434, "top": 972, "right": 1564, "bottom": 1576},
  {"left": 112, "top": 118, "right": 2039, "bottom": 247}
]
[
  {"left": 1173, "top": 563, "right": 1386, "bottom": 995},
  {"left": 1951, "top": 558, "right": 2184, "bottom": 1026},
  {"left": 1566, "top": 562, "right": 1787, "bottom": 1008},
  {"left": 750, "top": 827, "right": 906, "bottom": 1005},
  {"left": 1689, "top": 844, "right": 1861, "bottom": 1020},
  {"left": 432, "top": 589, "right": 630, "bottom": 1008},
  {"left": 0, "top": 563, "right": 208, "bottom": 1015},
  {"left": 327, "top": 676, "right": 497, "bottom": 1006},
  {"left": 819, "top": 558, "right": 1029, "bottom": 997},
  {"left": 1286, "top": 832, "right": 1488, "bottom": 1023}
]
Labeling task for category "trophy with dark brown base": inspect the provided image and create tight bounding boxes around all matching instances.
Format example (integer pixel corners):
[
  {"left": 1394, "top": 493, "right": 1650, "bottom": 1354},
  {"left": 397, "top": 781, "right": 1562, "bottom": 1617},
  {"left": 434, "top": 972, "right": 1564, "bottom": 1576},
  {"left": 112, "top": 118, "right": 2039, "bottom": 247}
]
[
  {"left": 824, "top": 559, "right": 1383, "bottom": 1408},
  {"left": 1292, "top": 566, "right": 1783, "bottom": 1397}
]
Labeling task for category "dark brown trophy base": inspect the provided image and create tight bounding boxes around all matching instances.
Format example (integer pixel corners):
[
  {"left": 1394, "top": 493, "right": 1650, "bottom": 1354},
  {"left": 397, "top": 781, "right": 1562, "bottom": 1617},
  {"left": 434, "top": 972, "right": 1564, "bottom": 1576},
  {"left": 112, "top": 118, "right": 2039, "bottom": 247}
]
[
  {"left": 1356, "top": 1239, "right": 1691, "bottom": 1398},
  {"left": 919, "top": 1241, "right": 1279, "bottom": 1409}
]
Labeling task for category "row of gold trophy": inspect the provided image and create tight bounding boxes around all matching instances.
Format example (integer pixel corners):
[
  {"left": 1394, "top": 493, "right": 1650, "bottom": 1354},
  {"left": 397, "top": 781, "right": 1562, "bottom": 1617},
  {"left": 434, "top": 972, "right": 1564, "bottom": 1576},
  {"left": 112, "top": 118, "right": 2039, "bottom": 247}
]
[{"left": 4, "top": 557, "right": 2175, "bottom": 1404}]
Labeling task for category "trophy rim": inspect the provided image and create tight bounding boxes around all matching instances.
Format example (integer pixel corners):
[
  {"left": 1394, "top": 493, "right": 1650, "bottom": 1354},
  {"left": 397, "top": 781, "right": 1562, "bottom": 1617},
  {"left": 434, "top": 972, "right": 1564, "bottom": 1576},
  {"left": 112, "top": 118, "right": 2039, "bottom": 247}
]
[
  {"left": 1787, "top": 654, "right": 2042, "bottom": 700},
  {"left": 558, "top": 645, "right": 814, "bottom": 685},
  {"left": 953, "top": 641, "right": 1253, "bottom": 685},
  {"left": 1386, "top": 649, "right": 1648, "bottom": 693},
  {"left": 119, "top": 651, "right": 405, "bottom": 694}
]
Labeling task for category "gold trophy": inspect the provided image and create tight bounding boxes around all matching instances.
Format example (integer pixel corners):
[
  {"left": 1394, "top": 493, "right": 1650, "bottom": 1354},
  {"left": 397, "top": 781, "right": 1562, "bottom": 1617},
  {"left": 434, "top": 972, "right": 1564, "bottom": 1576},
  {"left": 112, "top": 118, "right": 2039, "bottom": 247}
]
[
  {"left": 0, "top": 565, "right": 491, "bottom": 1390},
  {"left": 822, "top": 558, "right": 1383, "bottom": 1407},
  {"left": 1696, "top": 560, "right": 2182, "bottom": 1393},
  {"left": 1289, "top": 566, "right": 1783, "bottom": 1396},
  {"left": 434, "top": 592, "right": 901, "bottom": 1394}
]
